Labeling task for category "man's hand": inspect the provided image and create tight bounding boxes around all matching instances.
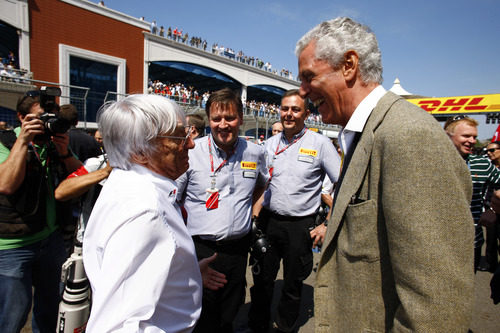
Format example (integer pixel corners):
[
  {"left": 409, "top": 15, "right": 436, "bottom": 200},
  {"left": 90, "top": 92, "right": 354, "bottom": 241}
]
[
  {"left": 310, "top": 223, "right": 327, "bottom": 248},
  {"left": 199, "top": 253, "right": 227, "bottom": 291},
  {"left": 18, "top": 113, "right": 44, "bottom": 144},
  {"left": 51, "top": 133, "right": 70, "bottom": 156}
]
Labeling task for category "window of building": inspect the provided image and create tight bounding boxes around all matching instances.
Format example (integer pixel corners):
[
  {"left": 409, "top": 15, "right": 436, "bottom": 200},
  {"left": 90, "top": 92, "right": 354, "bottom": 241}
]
[{"left": 59, "top": 44, "right": 126, "bottom": 124}]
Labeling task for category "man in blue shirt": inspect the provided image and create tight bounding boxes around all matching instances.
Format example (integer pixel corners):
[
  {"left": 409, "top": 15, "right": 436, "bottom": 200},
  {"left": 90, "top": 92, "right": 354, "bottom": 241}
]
[
  {"left": 248, "top": 89, "right": 341, "bottom": 332},
  {"left": 177, "top": 88, "right": 268, "bottom": 333}
]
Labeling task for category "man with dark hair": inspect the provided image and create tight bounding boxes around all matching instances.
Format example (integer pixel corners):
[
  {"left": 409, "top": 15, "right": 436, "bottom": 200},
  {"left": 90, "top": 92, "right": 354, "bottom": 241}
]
[
  {"left": 248, "top": 89, "right": 340, "bottom": 332},
  {"left": 59, "top": 104, "right": 101, "bottom": 163},
  {"left": 485, "top": 140, "right": 500, "bottom": 273},
  {"left": 186, "top": 113, "right": 205, "bottom": 139},
  {"left": 177, "top": 87, "right": 268, "bottom": 333},
  {"left": 295, "top": 17, "right": 474, "bottom": 332},
  {"left": 0, "top": 92, "right": 82, "bottom": 332}
]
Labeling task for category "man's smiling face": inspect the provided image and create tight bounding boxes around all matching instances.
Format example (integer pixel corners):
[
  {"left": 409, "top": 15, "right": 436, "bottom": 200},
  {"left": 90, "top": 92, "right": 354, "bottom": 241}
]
[{"left": 298, "top": 41, "right": 350, "bottom": 127}]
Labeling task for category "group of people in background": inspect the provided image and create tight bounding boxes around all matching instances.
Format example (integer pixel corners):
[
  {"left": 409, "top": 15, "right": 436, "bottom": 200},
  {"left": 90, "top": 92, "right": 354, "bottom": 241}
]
[
  {"left": 0, "top": 50, "right": 32, "bottom": 84},
  {"left": 0, "top": 15, "right": 498, "bottom": 333},
  {"left": 149, "top": 19, "right": 296, "bottom": 80}
]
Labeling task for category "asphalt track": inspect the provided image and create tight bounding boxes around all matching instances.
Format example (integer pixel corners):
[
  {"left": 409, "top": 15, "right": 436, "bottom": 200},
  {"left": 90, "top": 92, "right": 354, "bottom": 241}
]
[
  {"left": 234, "top": 252, "right": 500, "bottom": 333},
  {"left": 21, "top": 253, "right": 499, "bottom": 332}
]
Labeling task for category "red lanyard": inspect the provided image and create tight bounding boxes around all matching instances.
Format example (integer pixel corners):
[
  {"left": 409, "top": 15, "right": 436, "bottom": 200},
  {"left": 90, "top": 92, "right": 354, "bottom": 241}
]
[
  {"left": 273, "top": 128, "right": 307, "bottom": 157},
  {"left": 208, "top": 136, "right": 236, "bottom": 175},
  {"left": 268, "top": 128, "right": 307, "bottom": 180}
]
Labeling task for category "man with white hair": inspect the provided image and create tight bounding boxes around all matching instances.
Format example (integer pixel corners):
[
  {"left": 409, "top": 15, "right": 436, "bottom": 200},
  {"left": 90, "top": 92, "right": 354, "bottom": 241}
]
[
  {"left": 83, "top": 94, "right": 226, "bottom": 332},
  {"left": 295, "top": 17, "right": 474, "bottom": 332}
]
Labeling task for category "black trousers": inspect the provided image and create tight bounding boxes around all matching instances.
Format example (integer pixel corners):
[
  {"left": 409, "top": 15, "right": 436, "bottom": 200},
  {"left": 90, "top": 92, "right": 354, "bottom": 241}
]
[
  {"left": 192, "top": 233, "right": 251, "bottom": 333},
  {"left": 486, "top": 222, "right": 500, "bottom": 272},
  {"left": 248, "top": 209, "right": 314, "bottom": 332}
]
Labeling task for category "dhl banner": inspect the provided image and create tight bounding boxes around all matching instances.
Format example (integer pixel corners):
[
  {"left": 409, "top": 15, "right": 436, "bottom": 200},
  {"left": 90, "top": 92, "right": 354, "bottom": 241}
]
[{"left": 407, "top": 94, "right": 500, "bottom": 115}]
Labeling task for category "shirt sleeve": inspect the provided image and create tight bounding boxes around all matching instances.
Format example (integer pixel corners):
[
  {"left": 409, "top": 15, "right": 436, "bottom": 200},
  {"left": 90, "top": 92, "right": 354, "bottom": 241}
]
[
  {"left": 256, "top": 145, "right": 270, "bottom": 187},
  {"left": 176, "top": 171, "right": 188, "bottom": 201},
  {"left": 320, "top": 138, "right": 341, "bottom": 183}
]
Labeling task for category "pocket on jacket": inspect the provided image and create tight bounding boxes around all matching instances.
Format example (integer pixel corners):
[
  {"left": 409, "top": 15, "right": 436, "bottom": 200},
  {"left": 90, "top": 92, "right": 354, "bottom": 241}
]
[{"left": 338, "top": 199, "right": 380, "bottom": 262}]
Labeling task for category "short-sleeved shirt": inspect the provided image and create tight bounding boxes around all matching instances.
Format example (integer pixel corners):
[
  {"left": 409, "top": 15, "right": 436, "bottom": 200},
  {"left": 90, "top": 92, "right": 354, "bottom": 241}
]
[
  {"left": 467, "top": 154, "right": 500, "bottom": 223},
  {"left": 0, "top": 128, "right": 57, "bottom": 250},
  {"left": 262, "top": 128, "right": 341, "bottom": 217},
  {"left": 177, "top": 135, "right": 268, "bottom": 241}
]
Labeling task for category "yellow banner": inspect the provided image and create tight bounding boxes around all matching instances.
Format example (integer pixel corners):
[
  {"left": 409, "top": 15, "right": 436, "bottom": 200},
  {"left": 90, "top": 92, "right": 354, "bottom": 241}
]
[{"left": 407, "top": 94, "right": 500, "bottom": 114}]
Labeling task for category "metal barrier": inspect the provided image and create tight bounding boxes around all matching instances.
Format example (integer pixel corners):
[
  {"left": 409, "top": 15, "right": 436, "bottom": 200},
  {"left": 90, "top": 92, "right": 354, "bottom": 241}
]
[{"left": 0, "top": 76, "right": 91, "bottom": 128}]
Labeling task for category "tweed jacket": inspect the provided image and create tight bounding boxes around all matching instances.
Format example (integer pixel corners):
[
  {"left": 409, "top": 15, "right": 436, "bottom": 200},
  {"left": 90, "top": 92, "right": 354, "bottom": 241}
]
[{"left": 315, "top": 92, "right": 475, "bottom": 332}]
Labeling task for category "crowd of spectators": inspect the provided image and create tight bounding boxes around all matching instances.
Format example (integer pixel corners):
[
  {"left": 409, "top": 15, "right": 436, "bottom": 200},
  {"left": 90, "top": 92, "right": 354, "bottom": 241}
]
[
  {"left": 148, "top": 79, "right": 326, "bottom": 126},
  {"left": 0, "top": 51, "right": 32, "bottom": 84},
  {"left": 149, "top": 22, "right": 296, "bottom": 80}
]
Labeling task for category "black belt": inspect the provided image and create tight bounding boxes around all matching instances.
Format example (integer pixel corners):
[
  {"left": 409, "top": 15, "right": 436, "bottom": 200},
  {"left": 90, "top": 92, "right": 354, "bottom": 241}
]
[
  {"left": 262, "top": 208, "right": 316, "bottom": 222},
  {"left": 192, "top": 232, "right": 251, "bottom": 248}
]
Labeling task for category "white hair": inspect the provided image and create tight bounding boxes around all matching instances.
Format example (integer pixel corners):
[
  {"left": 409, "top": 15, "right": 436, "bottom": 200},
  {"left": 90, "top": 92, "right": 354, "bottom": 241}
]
[
  {"left": 97, "top": 94, "right": 185, "bottom": 170},
  {"left": 295, "top": 17, "right": 383, "bottom": 84}
]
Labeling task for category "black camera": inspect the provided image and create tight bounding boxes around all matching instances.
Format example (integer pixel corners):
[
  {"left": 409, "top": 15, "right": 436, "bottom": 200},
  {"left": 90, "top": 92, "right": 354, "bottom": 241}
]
[
  {"left": 39, "top": 112, "right": 70, "bottom": 136},
  {"left": 26, "top": 87, "right": 71, "bottom": 139}
]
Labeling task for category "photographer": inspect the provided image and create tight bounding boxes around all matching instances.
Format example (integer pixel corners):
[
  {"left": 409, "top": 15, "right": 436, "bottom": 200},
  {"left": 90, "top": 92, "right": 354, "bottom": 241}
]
[{"left": 0, "top": 88, "right": 82, "bottom": 333}]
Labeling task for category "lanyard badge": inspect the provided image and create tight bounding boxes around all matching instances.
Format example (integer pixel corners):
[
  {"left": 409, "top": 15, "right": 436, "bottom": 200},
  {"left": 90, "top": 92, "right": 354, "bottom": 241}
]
[
  {"left": 205, "top": 136, "right": 235, "bottom": 210},
  {"left": 206, "top": 175, "right": 219, "bottom": 209}
]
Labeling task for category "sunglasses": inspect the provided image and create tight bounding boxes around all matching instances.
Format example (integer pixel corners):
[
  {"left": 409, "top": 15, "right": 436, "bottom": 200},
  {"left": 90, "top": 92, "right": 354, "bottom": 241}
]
[{"left": 486, "top": 148, "right": 500, "bottom": 153}]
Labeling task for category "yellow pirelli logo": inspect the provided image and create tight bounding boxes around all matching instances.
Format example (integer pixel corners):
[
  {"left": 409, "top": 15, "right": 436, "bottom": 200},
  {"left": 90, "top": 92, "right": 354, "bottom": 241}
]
[
  {"left": 241, "top": 161, "right": 257, "bottom": 169},
  {"left": 408, "top": 94, "right": 500, "bottom": 114},
  {"left": 299, "top": 148, "right": 317, "bottom": 157}
]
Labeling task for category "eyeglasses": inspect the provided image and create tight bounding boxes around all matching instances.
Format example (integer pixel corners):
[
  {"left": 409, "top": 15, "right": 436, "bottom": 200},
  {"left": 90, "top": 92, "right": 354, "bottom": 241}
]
[
  {"left": 157, "top": 125, "right": 193, "bottom": 148},
  {"left": 486, "top": 148, "right": 499, "bottom": 153}
]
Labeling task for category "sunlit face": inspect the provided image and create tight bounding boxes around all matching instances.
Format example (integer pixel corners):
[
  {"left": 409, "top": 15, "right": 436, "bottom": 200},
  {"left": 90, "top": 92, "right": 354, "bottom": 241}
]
[
  {"left": 486, "top": 143, "right": 500, "bottom": 164},
  {"left": 94, "top": 130, "right": 103, "bottom": 145},
  {"left": 209, "top": 102, "right": 242, "bottom": 152},
  {"left": 280, "top": 95, "right": 309, "bottom": 138},
  {"left": 147, "top": 122, "right": 195, "bottom": 180},
  {"left": 448, "top": 122, "right": 477, "bottom": 157},
  {"left": 271, "top": 122, "right": 283, "bottom": 136},
  {"left": 298, "top": 41, "right": 349, "bottom": 126}
]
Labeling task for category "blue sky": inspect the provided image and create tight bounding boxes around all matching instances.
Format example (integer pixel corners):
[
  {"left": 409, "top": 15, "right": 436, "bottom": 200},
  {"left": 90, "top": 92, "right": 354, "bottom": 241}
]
[{"left": 94, "top": 0, "right": 500, "bottom": 139}]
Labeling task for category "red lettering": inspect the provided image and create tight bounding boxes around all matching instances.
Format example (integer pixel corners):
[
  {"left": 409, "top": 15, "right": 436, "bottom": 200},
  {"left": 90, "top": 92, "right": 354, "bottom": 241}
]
[
  {"left": 439, "top": 98, "right": 469, "bottom": 111},
  {"left": 418, "top": 100, "right": 441, "bottom": 112},
  {"left": 464, "top": 97, "right": 487, "bottom": 111}
]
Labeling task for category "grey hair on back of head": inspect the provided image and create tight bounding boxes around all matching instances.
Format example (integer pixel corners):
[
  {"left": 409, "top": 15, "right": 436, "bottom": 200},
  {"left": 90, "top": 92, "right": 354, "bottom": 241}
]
[{"left": 97, "top": 94, "right": 185, "bottom": 170}]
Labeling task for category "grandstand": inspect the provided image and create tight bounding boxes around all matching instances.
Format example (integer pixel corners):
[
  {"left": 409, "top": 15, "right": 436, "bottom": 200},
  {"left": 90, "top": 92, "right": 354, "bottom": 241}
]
[{"left": 0, "top": 0, "right": 341, "bottom": 139}]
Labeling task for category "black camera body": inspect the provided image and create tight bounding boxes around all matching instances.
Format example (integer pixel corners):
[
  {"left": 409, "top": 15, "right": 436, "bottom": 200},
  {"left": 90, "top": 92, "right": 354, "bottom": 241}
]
[
  {"left": 39, "top": 112, "right": 70, "bottom": 136},
  {"left": 26, "top": 87, "right": 71, "bottom": 140}
]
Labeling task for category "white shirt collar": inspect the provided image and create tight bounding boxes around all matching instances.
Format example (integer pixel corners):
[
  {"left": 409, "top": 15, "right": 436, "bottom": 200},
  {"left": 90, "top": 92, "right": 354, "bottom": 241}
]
[{"left": 339, "top": 85, "right": 386, "bottom": 155}]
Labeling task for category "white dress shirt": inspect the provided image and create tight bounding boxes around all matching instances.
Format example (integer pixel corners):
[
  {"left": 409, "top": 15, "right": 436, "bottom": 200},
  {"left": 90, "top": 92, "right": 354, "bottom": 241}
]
[
  {"left": 83, "top": 164, "right": 202, "bottom": 332},
  {"left": 339, "top": 85, "right": 387, "bottom": 156}
]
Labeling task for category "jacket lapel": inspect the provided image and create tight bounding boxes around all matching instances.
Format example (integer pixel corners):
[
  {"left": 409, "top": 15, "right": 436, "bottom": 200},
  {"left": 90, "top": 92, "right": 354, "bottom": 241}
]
[{"left": 320, "top": 92, "right": 402, "bottom": 266}]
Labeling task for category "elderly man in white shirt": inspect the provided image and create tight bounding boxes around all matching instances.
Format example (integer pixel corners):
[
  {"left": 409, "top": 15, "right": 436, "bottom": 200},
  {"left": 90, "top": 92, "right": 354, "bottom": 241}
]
[{"left": 83, "top": 94, "right": 226, "bottom": 332}]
